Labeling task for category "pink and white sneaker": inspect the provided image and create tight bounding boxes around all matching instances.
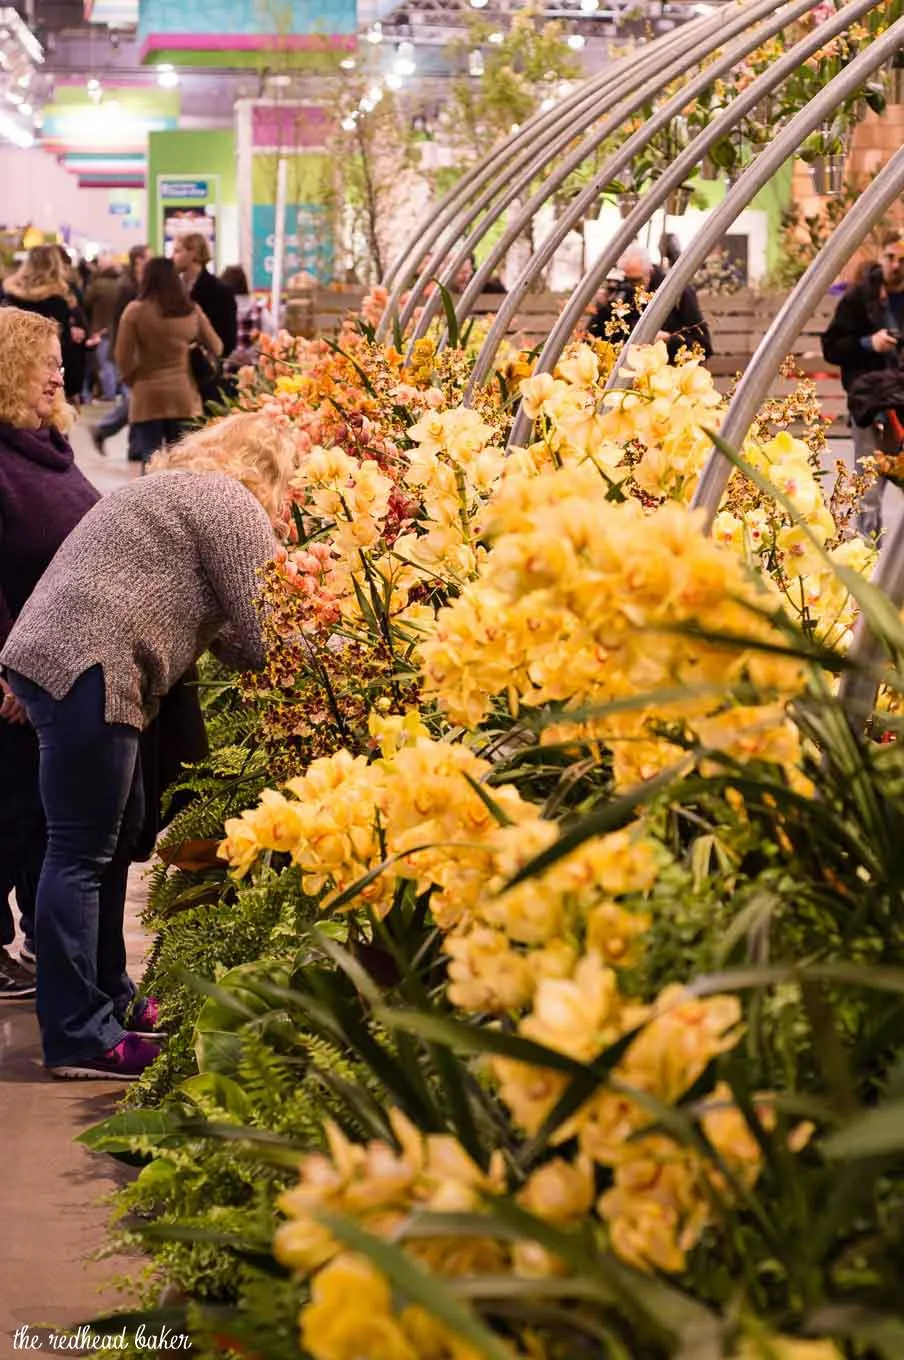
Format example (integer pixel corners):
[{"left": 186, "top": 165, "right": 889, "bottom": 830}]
[{"left": 48, "top": 1033, "right": 161, "bottom": 1081}]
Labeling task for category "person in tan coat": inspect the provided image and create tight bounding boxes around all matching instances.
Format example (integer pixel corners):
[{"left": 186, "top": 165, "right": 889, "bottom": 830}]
[{"left": 114, "top": 256, "right": 222, "bottom": 464}]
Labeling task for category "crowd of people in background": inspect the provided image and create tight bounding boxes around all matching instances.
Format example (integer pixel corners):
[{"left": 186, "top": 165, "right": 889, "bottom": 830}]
[{"left": 0, "top": 235, "right": 270, "bottom": 468}]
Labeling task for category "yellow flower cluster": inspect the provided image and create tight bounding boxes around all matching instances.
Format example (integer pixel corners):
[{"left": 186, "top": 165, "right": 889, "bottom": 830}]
[
  {"left": 276, "top": 1114, "right": 530, "bottom": 1360},
  {"left": 391, "top": 406, "right": 506, "bottom": 586},
  {"left": 220, "top": 731, "right": 536, "bottom": 918},
  {"left": 275, "top": 1111, "right": 507, "bottom": 1279},
  {"left": 419, "top": 461, "right": 807, "bottom": 788},
  {"left": 299, "top": 1255, "right": 490, "bottom": 1360},
  {"left": 713, "top": 431, "right": 876, "bottom": 650},
  {"left": 274, "top": 973, "right": 795, "bottom": 1297},
  {"left": 517, "top": 349, "right": 870, "bottom": 651},
  {"left": 219, "top": 750, "right": 391, "bottom": 910},
  {"left": 491, "top": 969, "right": 788, "bottom": 1273},
  {"left": 518, "top": 341, "right": 724, "bottom": 498},
  {"left": 221, "top": 725, "right": 662, "bottom": 1009},
  {"left": 444, "top": 822, "right": 661, "bottom": 1015}
]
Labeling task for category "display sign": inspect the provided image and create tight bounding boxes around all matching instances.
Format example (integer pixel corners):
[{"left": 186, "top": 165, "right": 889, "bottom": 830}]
[
  {"left": 251, "top": 204, "right": 332, "bottom": 290},
  {"left": 236, "top": 101, "right": 334, "bottom": 292},
  {"left": 158, "top": 178, "right": 210, "bottom": 201},
  {"left": 138, "top": 0, "right": 355, "bottom": 42},
  {"left": 157, "top": 174, "right": 219, "bottom": 264}
]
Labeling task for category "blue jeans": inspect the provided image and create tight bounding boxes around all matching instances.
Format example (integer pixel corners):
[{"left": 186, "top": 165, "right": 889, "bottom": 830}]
[
  {"left": 130, "top": 418, "right": 191, "bottom": 466},
  {"left": 97, "top": 334, "right": 118, "bottom": 401},
  {"left": 6, "top": 667, "right": 143, "bottom": 1065}
]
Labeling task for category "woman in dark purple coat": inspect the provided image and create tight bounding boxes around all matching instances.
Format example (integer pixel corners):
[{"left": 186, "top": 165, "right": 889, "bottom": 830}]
[{"left": 0, "top": 307, "right": 100, "bottom": 998}]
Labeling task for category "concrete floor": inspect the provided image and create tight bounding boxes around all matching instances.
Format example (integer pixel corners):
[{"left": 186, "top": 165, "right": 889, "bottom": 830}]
[{"left": 1, "top": 414, "right": 146, "bottom": 1356}]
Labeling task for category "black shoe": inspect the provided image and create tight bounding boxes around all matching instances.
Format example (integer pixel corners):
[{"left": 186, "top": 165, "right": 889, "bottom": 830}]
[
  {"left": 0, "top": 948, "right": 36, "bottom": 999},
  {"left": 90, "top": 426, "right": 108, "bottom": 456}
]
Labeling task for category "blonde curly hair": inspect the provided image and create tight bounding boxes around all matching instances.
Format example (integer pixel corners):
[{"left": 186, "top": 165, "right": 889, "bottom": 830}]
[
  {"left": 149, "top": 410, "right": 300, "bottom": 522},
  {"left": 0, "top": 308, "right": 72, "bottom": 430}
]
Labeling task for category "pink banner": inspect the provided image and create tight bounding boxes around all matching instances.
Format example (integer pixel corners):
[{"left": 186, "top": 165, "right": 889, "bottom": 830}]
[{"left": 251, "top": 105, "right": 331, "bottom": 149}]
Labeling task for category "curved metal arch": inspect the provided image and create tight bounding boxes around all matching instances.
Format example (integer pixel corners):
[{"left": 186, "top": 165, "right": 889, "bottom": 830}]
[
  {"left": 502, "top": 1, "right": 904, "bottom": 448},
  {"left": 373, "top": 14, "right": 714, "bottom": 341},
  {"left": 458, "top": 0, "right": 850, "bottom": 398},
  {"left": 375, "top": 30, "right": 685, "bottom": 330},
  {"left": 699, "top": 141, "right": 904, "bottom": 727},
  {"left": 414, "top": 0, "right": 813, "bottom": 354},
  {"left": 695, "top": 151, "right": 904, "bottom": 521},
  {"left": 388, "top": 16, "right": 718, "bottom": 344}
]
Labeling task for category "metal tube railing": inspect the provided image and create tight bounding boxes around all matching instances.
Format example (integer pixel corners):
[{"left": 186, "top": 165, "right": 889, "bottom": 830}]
[
  {"left": 373, "top": 14, "right": 717, "bottom": 340},
  {"left": 388, "top": 17, "right": 715, "bottom": 343},
  {"left": 501, "top": 3, "right": 904, "bottom": 447},
  {"left": 459, "top": 0, "right": 861, "bottom": 397},
  {"left": 695, "top": 146, "right": 904, "bottom": 521},
  {"left": 406, "top": 0, "right": 796, "bottom": 350},
  {"left": 375, "top": 43, "right": 674, "bottom": 327}
]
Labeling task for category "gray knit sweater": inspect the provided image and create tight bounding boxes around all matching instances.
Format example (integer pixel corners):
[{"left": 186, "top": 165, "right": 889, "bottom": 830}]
[{"left": 0, "top": 470, "right": 277, "bottom": 729}]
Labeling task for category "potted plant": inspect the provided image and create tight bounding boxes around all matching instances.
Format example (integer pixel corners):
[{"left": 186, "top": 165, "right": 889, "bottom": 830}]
[
  {"left": 665, "top": 184, "right": 694, "bottom": 216},
  {"left": 798, "top": 119, "right": 851, "bottom": 198}
]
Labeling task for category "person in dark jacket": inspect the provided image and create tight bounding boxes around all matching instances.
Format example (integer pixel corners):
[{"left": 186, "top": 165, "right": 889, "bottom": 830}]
[
  {"left": 84, "top": 254, "right": 124, "bottom": 401},
  {"left": 822, "top": 260, "right": 900, "bottom": 537},
  {"left": 173, "top": 232, "right": 237, "bottom": 373},
  {"left": 0, "top": 245, "right": 88, "bottom": 404},
  {"left": 91, "top": 244, "right": 150, "bottom": 456},
  {"left": 587, "top": 244, "right": 713, "bottom": 362},
  {"left": 0, "top": 307, "right": 101, "bottom": 1000}
]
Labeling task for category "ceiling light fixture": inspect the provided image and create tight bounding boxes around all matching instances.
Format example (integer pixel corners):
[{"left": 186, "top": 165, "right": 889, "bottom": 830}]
[
  {"left": 365, "top": 22, "right": 383, "bottom": 44},
  {"left": 567, "top": 33, "right": 586, "bottom": 48},
  {"left": 469, "top": 0, "right": 489, "bottom": 8},
  {"left": 488, "top": 31, "right": 504, "bottom": 43},
  {"left": 580, "top": 0, "right": 599, "bottom": 11},
  {"left": 339, "top": 56, "right": 356, "bottom": 69}
]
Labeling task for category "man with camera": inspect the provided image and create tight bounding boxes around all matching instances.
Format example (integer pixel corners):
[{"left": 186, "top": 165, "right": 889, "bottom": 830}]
[
  {"left": 587, "top": 244, "right": 712, "bottom": 361},
  {"left": 823, "top": 255, "right": 904, "bottom": 538}
]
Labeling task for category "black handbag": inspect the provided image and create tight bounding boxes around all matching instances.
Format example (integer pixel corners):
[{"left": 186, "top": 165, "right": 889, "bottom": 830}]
[{"left": 188, "top": 337, "right": 218, "bottom": 390}]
